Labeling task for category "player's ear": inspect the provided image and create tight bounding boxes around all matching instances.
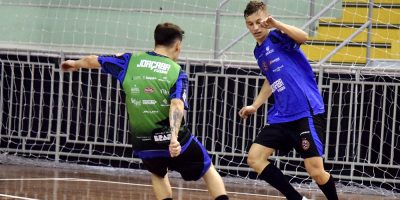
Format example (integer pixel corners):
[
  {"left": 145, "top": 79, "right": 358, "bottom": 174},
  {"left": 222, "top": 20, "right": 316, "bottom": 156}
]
[
  {"left": 173, "top": 41, "right": 182, "bottom": 57},
  {"left": 174, "top": 40, "right": 181, "bottom": 51}
]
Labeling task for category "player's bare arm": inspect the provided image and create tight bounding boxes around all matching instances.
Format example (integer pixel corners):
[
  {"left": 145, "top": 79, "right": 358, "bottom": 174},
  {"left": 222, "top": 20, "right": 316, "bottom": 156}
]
[
  {"left": 61, "top": 55, "right": 101, "bottom": 71},
  {"left": 239, "top": 79, "right": 272, "bottom": 119},
  {"left": 169, "top": 98, "right": 184, "bottom": 157},
  {"left": 261, "top": 16, "right": 308, "bottom": 44}
]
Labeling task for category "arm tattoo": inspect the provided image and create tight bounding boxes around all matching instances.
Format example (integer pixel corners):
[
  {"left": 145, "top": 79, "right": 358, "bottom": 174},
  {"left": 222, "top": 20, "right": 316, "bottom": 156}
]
[
  {"left": 172, "top": 109, "right": 183, "bottom": 131},
  {"left": 170, "top": 108, "right": 183, "bottom": 136}
]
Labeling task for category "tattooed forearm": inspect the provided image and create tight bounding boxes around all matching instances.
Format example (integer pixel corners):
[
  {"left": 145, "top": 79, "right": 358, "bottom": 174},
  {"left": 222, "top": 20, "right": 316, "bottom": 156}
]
[
  {"left": 173, "top": 109, "right": 183, "bottom": 123},
  {"left": 170, "top": 108, "right": 183, "bottom": 136},
  {"left": 169, "top": 99, "right": 185, "bottom": 141}
]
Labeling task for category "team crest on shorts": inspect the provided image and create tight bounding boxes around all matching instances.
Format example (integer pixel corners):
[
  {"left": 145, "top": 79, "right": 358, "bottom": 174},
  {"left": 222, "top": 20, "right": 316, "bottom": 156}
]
[{"left": 302, "top": 138, "right": 310, "bottom": 150}]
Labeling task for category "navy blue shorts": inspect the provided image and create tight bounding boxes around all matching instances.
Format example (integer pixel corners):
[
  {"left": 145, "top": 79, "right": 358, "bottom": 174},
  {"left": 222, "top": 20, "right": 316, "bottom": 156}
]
[
  {"left": 254, "top": 114, "right": 325, "bottom": 158},
  {"left": 138, "top": 135, "right": 212, "bottom": 181}
]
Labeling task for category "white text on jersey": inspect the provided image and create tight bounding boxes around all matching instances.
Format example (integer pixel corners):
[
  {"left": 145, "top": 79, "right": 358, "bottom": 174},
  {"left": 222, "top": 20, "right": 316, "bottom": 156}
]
[{"left": 137, "top": 60, "right": 171, "bottom": 74}]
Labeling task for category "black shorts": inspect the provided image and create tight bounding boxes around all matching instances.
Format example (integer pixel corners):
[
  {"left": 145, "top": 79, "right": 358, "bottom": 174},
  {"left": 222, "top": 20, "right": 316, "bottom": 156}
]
[
  {"left": 254, "top": 114, "right": 326, "bottom": 158},
  {"left": 139, "top": 136, "right": 212, "bottom": 181}
]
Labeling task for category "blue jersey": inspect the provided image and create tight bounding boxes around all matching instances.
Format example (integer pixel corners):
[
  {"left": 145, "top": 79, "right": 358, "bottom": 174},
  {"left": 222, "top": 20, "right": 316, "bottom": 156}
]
[{"left": 254, "top": 29, "right": 325, "bottom": 124}]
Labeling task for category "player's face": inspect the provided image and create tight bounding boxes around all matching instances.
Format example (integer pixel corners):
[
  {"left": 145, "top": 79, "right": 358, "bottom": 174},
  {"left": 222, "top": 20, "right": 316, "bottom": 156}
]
[{"left": 245, "top": 10, "right": 269, "bottom": 44}]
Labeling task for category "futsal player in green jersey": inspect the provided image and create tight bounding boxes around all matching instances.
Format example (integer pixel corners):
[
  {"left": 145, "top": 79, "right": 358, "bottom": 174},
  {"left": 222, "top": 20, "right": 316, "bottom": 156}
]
[{"left": 61, "top": 22, "right": 229, "bottom": 200}]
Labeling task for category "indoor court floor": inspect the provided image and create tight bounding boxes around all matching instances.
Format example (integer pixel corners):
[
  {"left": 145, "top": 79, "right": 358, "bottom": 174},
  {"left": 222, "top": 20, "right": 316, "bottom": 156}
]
[{"left": 0, "top": 164, "right": 398, "bottom": 200}]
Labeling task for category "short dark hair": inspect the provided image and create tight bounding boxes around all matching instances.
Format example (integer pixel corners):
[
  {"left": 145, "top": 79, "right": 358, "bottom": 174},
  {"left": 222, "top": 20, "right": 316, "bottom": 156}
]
[
  {"left": 154, "top": 22, "right": 184, "bottom": 47},
  {"left": 244, "top": 0, "right": 266, "bottom": 18}
]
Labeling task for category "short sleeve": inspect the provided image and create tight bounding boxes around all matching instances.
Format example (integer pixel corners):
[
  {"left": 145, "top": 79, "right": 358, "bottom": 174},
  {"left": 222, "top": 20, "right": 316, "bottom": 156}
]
[
  {"left": 270, "top": 29, "right": 300, "bottom": 51},
  {"left": 169, "top": 71, "right": 189, "bottom": 110},
  {"left": 98, "top": 53, "right": 132, "bottom": 83}
]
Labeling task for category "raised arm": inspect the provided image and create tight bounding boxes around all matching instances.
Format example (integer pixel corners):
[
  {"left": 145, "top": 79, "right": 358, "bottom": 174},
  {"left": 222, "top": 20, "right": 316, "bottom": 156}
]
[
  {"left": 262, "top": 16, "right": 308, "bottom": 44},
  {"left": 169, "top": 98, "right": 185, "bottom": 157},
  {"left": 239, "top": 79, "right": 272, "bottom": 119},
  {"left": 61, "top": 55, "right": 101, "bottom": 71}
]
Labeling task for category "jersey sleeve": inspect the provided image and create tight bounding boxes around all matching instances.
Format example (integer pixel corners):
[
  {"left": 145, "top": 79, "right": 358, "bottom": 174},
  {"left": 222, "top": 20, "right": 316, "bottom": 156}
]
[
  {"left": 98, "top": 53, "right": 132, "bottom": 83},
  {"left": 270, "top": 29, "right": 300, "bottom": 51},
  {"left": 169, "top": 70, "right": 189, "bottom": 110}
]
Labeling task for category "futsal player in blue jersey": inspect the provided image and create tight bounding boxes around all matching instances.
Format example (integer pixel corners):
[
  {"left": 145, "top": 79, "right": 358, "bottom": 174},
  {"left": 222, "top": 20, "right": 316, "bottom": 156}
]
[{"left": 238, "top": 1, "right": 339, "bottom": 200}]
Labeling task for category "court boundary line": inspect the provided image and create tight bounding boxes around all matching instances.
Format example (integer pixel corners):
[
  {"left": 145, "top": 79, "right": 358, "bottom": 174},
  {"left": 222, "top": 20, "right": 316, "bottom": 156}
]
[
  {"left": 0, "top": 177, "right": 285, "bottom": 198},
  {"left": 0, "top": 178, "right": 77, "bottom": 181},
  {"left": 0, "top": 194, "right": 39, "bottom": 200}
]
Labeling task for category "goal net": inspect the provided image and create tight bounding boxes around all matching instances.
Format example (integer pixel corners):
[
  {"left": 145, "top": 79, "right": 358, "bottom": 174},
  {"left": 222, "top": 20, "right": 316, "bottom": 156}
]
[{"left": 0, "top": 0, "right": 399, "bottom": 197}]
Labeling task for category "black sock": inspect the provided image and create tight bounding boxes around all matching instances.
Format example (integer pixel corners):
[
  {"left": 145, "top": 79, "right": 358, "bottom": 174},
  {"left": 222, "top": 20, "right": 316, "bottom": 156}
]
[
  {"left": 162, "top": 198, "right": 173, "bottom": 200},
  {"left": 259, "top": 164, "right": 302, "bottom": 200},
  {"left": 215, "top": 194, "right": 229, "bottom": 200},
  {"left": 318, "top": 175, "right": 338, "bottom": 200}
]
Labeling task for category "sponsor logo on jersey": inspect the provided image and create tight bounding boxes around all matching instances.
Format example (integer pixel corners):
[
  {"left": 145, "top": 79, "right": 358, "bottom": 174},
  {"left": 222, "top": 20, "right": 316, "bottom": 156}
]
[
  {"left": 272, "top": 65, "right": 284, "bottom": 73},
  {"left": 142, "top": 100, "right": 157, "bottom": 105},
  {"left": 161, "top": 99, "right": 169, "bottom": 107},
  {"left": 158, "top": 78, "right": 171, "bottom": 83},
  {"left": 265, "top": 46, "right": 275, "bottom": 56},
  {"left": 271, "top": 78, "right": 286, "bottom": 93},
  {"left": 257, "top": 52, "right": 263, "bottom": 61},
  {"left": 143, "top": 110, "right": 159, "bottom": 114},
  {"left": 130, "top": 85, "right": 140, "bottom": 94},
  {"left": 137, "top": 59, "right": 171, "bottom": 74},
  {"left": 157, "top": 77, "right": 171, "bottom": 83},
  {"left": 269, "top": 57, "right": 280, "bottom": 65},
  {"left": 144, "top": 76, "right": 157, "bottom": 80},
  {"left": 130, "top": 98, "right": 141, "bottom": 106},
  {"left": 160, "top": 89, "right": 169, "bottom": 95},
  {"left": 144, "top": 87, "right": 154, "bottom": 93}
]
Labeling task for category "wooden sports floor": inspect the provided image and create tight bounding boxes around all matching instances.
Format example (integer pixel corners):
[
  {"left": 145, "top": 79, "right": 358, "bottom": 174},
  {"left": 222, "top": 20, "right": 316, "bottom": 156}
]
[{"left": 0, "top": 164, "right": 398, "bottom": 200}]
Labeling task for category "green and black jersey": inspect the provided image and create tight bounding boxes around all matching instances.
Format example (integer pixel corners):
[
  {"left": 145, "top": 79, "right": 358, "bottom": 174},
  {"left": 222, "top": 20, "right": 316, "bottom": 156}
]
[{"left": 98, "top": 52, "right": 190, "bottom": 151}]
